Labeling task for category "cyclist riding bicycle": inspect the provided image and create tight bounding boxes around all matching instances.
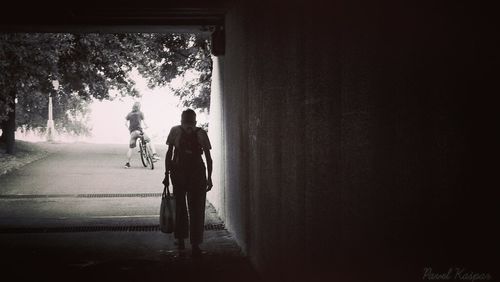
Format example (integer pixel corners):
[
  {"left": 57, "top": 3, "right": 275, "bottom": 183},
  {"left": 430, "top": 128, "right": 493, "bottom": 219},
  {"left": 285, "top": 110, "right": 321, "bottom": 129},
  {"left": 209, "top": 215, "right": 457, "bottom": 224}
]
[{"left": 124, "top": 101, "right": 160, "bottom": 168}]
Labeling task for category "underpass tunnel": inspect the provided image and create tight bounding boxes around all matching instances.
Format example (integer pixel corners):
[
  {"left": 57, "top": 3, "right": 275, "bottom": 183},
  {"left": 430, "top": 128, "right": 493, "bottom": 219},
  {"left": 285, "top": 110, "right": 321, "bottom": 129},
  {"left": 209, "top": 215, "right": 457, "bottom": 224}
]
[
  {"left": 1, "top": 1, "right": 495, "bottom": 281},
  {"left": 207, "top": 1, "right": 494, "bottom": 281}
]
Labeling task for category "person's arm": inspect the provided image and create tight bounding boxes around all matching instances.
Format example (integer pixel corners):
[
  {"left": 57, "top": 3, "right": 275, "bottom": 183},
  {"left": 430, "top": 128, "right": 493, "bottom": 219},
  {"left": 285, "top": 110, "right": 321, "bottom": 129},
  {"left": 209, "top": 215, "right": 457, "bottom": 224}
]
[
  {"left": 162, "top": 144, "right": 174, "bottom": 187},
  {"left": 140, "top": 112, "right": 148, "bottom": 129},
  {"left": 204, "top": 148, "right": 213, "bottom": 192},
  {"left": 165, "top": 145, "right": 173, "bottom": 173},
  {"left": 199, "top": 129, "right": 213, "bottom": 192}
]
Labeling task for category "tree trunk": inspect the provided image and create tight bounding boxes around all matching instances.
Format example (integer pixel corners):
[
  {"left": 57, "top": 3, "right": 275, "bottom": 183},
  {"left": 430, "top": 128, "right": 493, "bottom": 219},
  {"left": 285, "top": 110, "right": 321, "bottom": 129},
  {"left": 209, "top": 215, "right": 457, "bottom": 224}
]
[
  {"left": 0, "top": 120, "right": 6, "bottom": 143},
  {"left": 4, "top": 111, "right": 15, "bottom": 154},
  {"left": 3, "top": 91, "right": 16, "bottom": 154}
]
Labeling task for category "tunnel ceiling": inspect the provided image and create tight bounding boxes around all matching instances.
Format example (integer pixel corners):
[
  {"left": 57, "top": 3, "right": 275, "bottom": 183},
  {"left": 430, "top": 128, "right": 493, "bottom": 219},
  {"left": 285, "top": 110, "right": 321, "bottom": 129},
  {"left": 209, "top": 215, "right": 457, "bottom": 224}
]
[{"left": 0, "top": 1, "right": 228, "bottom": 33}]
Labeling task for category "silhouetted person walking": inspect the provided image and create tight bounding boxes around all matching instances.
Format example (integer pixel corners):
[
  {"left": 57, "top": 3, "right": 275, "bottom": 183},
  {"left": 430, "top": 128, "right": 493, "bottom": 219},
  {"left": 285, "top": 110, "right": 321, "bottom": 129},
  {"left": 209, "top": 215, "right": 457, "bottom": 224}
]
[{"left": 163, "top": 109, "right": 213, "bottom": 257}]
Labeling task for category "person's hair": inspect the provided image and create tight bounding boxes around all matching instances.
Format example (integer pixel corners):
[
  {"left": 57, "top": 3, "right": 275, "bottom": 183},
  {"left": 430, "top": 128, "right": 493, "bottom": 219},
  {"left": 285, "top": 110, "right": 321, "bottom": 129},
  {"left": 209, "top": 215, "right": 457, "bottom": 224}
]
[
  {"left": 132, "top": 102, "right": 141, "bottom": 112},
  {"left": 181, "top": 109, "right": 196, "bottom": 123}
]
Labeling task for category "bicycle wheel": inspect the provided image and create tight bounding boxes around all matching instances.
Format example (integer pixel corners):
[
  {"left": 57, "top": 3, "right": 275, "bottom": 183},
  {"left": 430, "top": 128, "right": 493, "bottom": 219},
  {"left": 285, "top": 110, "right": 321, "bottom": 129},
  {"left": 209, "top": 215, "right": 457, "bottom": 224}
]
[{"left": 139, "top": 139, "right": 149, "bottom": 167}]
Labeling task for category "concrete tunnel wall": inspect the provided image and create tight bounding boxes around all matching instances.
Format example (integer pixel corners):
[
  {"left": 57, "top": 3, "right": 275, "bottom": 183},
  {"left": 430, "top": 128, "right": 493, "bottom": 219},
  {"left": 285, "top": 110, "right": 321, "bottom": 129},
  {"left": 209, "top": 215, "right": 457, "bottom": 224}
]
[
  {"left": 209, "top": 1, "right": 495, "bottom": 281},
  {"left": 207, "top": 55, "right": 226, "bottom": 220}
]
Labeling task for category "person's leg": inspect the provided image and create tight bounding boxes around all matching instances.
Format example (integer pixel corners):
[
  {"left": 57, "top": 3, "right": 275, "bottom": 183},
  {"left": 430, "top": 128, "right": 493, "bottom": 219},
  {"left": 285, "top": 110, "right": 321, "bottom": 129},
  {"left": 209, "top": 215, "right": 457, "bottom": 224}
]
[
  {"left": 151, "top": 143, "right": 160, "bottom": 159},
  {"left": 173, "top": 186, "right": 189, "bottom": 249},
  {"left": 125, "top": 131, "right": 138, "bottom": 168},
  {"left": 143, "top": 133, "right": 160, "bottom": 160},
  {"left": 187, "top": 188, "right": 207, "bottom": 251},
  {"left": 147, "top": 143, "right": 160, "bottom": 159},
  {"left": 187, "top": 165, "right": 207, "bottom": 257},
  {"left": 126, "top": 148, "right": 133, "bottom": 162}
]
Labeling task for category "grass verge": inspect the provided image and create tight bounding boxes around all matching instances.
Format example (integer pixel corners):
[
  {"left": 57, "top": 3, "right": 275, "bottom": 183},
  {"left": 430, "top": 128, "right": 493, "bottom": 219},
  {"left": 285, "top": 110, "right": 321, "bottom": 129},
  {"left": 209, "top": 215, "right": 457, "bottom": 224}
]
[{"left": 0, "top": 140, "right": 50, "bottom": 176}]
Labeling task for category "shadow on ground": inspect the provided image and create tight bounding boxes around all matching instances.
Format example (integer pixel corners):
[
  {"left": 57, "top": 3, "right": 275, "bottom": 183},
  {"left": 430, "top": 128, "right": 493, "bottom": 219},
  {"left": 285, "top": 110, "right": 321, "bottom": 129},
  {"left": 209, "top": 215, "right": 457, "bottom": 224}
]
[
  {"left": 3, "top": 252, "right": 260, "bottom": 282},
  {"left": 1, "top": 231, "right": 262, "bottom": 282}
]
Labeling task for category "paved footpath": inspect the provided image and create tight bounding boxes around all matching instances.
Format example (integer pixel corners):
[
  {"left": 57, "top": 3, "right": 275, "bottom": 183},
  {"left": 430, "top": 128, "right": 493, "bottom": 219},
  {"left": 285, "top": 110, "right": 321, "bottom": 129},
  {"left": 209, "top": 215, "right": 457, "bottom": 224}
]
[{"left": 0, "top": 142, "right": 261, "bottom": 282}]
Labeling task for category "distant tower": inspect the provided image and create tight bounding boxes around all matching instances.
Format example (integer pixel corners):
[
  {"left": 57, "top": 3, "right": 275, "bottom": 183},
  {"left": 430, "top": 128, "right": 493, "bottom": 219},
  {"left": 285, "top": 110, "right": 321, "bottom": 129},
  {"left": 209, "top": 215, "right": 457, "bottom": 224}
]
[{"left": 47, "top": 80, "right": 58, "bottom": 142}]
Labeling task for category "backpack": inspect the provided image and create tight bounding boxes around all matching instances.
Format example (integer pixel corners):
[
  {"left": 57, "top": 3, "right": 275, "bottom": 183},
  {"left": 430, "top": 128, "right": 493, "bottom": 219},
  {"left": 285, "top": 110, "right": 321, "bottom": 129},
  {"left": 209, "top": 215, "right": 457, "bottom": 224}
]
[{"left": 175, "top": 127, "right": 203, "bottom": 167}]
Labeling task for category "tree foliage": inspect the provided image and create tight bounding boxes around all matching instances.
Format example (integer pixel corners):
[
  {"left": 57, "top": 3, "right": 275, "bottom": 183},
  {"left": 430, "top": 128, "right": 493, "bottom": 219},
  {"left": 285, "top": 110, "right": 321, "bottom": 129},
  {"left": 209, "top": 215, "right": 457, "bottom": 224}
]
[
  {"left": 135, "top": 33, "right": 212, "bottom": 111},
  {"left": 0, "top": 32, "right": 212, "bottom": 142}
]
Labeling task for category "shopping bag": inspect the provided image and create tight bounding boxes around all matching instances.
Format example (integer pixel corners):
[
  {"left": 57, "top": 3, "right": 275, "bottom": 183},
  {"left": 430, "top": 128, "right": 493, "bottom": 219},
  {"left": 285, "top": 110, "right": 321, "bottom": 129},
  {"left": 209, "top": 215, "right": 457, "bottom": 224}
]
[{"left": 160, "top": 185, "right": 175, "bottom": 233}]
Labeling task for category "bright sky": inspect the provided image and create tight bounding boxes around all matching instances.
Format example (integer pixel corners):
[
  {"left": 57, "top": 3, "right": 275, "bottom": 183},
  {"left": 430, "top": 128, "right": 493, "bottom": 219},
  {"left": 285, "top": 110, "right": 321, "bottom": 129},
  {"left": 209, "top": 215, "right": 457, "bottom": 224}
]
[
  {"left": 90, "top": 90, "right": 178, "bottom": 145},
  {"left": 18, "top": 70, "right": 208, "bottom": 145}
]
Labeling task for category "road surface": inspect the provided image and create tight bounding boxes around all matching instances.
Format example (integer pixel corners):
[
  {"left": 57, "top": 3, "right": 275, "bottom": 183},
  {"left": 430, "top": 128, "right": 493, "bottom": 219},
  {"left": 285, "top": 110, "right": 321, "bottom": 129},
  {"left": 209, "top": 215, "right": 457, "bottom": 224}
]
[
  {"left": 0, "top": 142, "right": 179, "bottom": 228},
  {"left": 0, "top": 142, "right": 259, "bottom": 282}
]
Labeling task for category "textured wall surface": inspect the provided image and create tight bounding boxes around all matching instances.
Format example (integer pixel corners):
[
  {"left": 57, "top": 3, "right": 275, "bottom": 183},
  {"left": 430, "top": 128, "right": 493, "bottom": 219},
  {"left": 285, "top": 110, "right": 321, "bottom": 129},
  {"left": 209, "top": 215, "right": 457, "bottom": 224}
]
[
  {"left": 219, "top": 1, "right": 494, "bottom": 281},
  {"left": 222, "top": 1, "right": 342, "bottom": 280},
  {"left": 207, "top": 56, "right": 226, "bottom": 220}
]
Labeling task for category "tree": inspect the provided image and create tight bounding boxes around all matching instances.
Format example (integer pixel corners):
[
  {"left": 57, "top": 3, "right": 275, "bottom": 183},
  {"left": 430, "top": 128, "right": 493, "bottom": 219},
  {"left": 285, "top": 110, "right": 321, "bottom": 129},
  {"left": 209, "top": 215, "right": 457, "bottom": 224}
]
[
  {"left": 0, "top": 32, "right": 213, "bottom": 154},
  {"left": 135, "top": 33, "right": 212, "bottom": 111},
  {"left": 0, "top": 33, "right": 62, "bottom": 152}
]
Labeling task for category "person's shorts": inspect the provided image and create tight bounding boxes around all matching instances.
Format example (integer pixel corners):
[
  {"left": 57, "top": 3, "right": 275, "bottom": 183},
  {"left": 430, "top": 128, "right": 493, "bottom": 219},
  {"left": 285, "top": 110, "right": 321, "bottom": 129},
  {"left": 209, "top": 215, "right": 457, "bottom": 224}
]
[{"left": 129, "top": 130, "right": 151, "bottom": 149}]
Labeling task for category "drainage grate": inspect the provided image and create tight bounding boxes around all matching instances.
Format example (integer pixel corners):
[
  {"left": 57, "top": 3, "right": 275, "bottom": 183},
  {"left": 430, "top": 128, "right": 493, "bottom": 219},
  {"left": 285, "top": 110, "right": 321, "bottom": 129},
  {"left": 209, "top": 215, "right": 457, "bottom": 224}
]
[
  {"left": 0, "top": 223, "right": 225, "bottom": 234},
  {"left": 0, "top": 193, "right": 162, "bottom": 199},
  {"left": 204, "top": 223, "right": 226, "bottom": 231},
  {"left": 0, "top": 194, "right": 77, "bottom": 199},
  {"left": 0, "top": 225, "right": 159, "bottom": 233},
  {"left": 77, "top": 193, "right": 162, "bottom": 198}
]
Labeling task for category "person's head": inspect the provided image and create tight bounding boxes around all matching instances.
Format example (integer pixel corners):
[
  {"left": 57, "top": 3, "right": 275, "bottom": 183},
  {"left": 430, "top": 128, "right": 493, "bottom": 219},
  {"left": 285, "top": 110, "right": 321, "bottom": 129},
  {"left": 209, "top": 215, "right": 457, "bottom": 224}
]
[
  {"left": 181, "top": 109, "right": 197, "bottom": 130},
  {"left": 132, "top": 101, "right": 141, "bottom": 112}
]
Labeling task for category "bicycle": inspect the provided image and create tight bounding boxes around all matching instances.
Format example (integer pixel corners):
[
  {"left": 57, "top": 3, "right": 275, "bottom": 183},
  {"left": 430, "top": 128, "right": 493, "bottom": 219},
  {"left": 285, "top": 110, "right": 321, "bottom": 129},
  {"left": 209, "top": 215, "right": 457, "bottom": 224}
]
[{"left": 138, "top": 132, "right": 154, "bottom": 170}]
